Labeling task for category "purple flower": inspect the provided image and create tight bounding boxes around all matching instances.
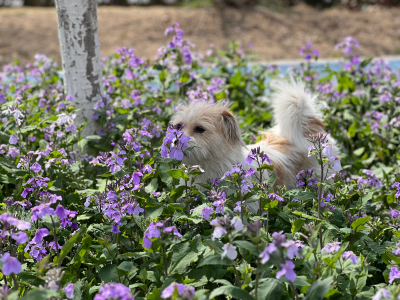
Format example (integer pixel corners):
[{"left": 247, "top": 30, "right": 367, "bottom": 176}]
[
  {"left": 94, "top": 283, "right": 134, "bottom": 300},
  {"left": 211, "top": 220, "right": 227, "bottom": 241},
  {"left": 281, "top": 240, "right": 300, "bottom": 259},
  {"left": 143, "top": 237, "right": 152, "bottom": 249},
  {"left": 11, "top": 231, "right": 29, "bottom": 245},
  {"left": 201, "top": 206, "right": 213, "bottom": 220},
  {"left": 343, "top": 251, "right": 358, "bottom": 265},
  {"left": 111, "top": 224, "right": 120, "bottom": 234},
  {"left": 164, "top": 226, "right": 182, "bottom": 238},
  {"left": 321, "top": 240, "right": 341, "bottom": 253},
  {"left": 390, "top": 208, "right": 399, "bottom": 219},
  {"left": 259, "top": 244, "right": 277, "bottom": 264},
  {"left": 276, "top": 260, "right": 297, "bottom": 282},
  {"left": 372, "top": 288, "right": 391, "bottom": 300},
  {"left": 30, "top": 162, "right": 42, "bottom": 173},
  {"left": 233, "top": 201, "right": 242, "bottom": 212},
  {"left": 221, "top": 243, "right": 237, "bottom": 260},
  {"left": 161, "top": 282, "right": 194, "bottom": 300},
  {"left": 268, "top": 193, "right": 284, "bottom": 202},
  {"left": 31, "top": 204, "right": 55, "bottom": 221},
  {"left": 389, "top": 266, "right": 400, "bottom": 284},
  {"left": 212, "top": 199, "right": 226, "bottom": 215},
  {"left": 240, "top": 179, "right": 253, "bottom": 193},
  {"left": 9, "top": 134, "right": 18, "bottom": 145},
  {"left": 329, "top": 156, "right": 342, "bottom": 172},
  {"left": 393, "top": 242, "right": 400, "bottom": 255},
  {"left": 272, "top": 231, "right": 286, "bottom": 247},
  {"left": 1, "top": 253, "right": 21, "bottom": 275},
  {"left": 64, "top": 283, "right": 74, "bottom": 299},
  {"left": 32, "top": 228, "right": 49, "bottom": 244},
  {"left": 308, "top": 145, "right": 316, "bottom": 157},
  {"left": 160, "top": 126, "right": 191, "bottom": 161},
  {"left": 230, "top": 216, "right": 244, "bottom": 231}
]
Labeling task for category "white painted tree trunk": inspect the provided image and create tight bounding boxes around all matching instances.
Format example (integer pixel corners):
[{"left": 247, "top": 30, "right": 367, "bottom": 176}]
[{"left": 55, "top": 0, "right": 103, "bottom": 136}]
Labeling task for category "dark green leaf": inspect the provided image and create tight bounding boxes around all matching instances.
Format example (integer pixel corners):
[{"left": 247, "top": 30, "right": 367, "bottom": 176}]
[
  {"left": 305, "top": 277, "right": 333, "bottom": 300},
  {"left": 209, "top": 286, "right": 255, "bottom": 300},
  {"left": 55, "top": 230, "right": 81, "bottom": 266},
  {"left": 257, "top": 279, "right": 283, "bottom": 300}
]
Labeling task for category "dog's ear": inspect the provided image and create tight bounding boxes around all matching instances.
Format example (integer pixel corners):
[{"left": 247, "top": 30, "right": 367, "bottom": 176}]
[{"left": 221, "top": 109, "right": 244, "bottom": 146}]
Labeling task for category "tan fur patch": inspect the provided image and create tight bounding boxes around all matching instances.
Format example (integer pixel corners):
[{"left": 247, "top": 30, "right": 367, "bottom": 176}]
[
  {"left": 305, "top": 117, "right": 325, "bottom": 137},
  {"left": 261, "top": 132, "right": 291, "bottom": 154}
]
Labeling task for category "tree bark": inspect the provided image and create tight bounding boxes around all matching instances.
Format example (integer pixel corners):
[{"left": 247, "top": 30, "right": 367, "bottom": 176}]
[{"left": 55, "top": 0, "right": 103, "bottom": 137}]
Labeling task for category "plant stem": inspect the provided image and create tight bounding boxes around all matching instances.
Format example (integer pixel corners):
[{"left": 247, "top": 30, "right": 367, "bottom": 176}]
[
  {"left": 266, "top": 209, "right": 270, "bottom": 241},
  {"left": 11, "top": 273, "right": 18, "bottom": 291},
  {"left": 162, "top": 243, "right": 168, "bottom": 278},
  {"left": 50, "top": 216, "right": 60, "bottom": 260},
  {"left": 232, "top": 266, "right": 241, "bottom": 287},
  {"left": 254, "top": 244, "right": 261, "bottom": 299},
  {"left": 317, "top": 140, "right": 324, "bottom": 250},
  {"left": 289, "top": 281, "right": 299, "bottom": 300}
]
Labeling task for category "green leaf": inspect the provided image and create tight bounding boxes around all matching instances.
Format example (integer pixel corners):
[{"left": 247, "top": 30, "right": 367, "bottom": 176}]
[
  {"left": 20, "top": 125, "right": 36, "bottom": 133},
  {"left": 198, "top": 254, "right": 233, "bottom": 267},
  {"left": 267, "top": 173, "right": 276, "bottom": 188},
  {"left": 117, "top": 261, "right": 134, "bottom": 274},
  {"left": 99, "top": 264, "right": 119, "bottom": 283},
  {"left": 257, "top": 279, "right": 283, "bottom": 300},
  {"left": 295, "top": 192, "right": 317, "bottom": 202},
  {"left": 210, "top": 286, "right": 254, "bottom": 300},
  {"left": 169, "top": 186, "right": 186, "bottom": 201},
  {"left": 305, "top": 277, "right": 333, "bottom": 300},
  {"left": 229, "top": 72, "right": 242, "bottom": 86},
  {"left": 20, "top": 289, "right": 60, "bottom": 300},
  {"left": 55, "top": 230, "right": 81, "bottom": 266},
  {"left": 168, "top": 203, "right": 184, "bottom": 211},
  {"left": 166, "top": 169, "right": 189, "bottom": 181},
  {"left": 351, "top": 216, "right": 371, "bottom": 232},
  {"left": 353, "top": 147, "right": 365, "bottom": 156},
  {"left": 233, "top": 240, "right": 258, "bottom": 254},
  {"left": 291, "top": 218, "right": 305, "bottom": 233}
]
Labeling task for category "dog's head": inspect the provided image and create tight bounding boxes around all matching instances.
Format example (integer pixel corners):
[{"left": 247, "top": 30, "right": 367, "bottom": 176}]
[{"left": 170, "top": 101, "right": 245, "bottom": 165}]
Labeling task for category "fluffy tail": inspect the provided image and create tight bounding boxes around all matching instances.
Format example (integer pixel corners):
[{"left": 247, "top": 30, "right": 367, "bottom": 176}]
[{"left": 271, "top": 78, "right": 325, "bottom": 150}]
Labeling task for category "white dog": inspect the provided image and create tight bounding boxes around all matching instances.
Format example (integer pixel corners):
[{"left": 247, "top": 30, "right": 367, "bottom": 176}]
[{"left": 171, "top": 79, "right": 335, "bottom": 190}]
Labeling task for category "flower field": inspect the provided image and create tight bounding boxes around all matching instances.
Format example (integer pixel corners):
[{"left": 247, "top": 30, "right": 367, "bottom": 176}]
[{"left": 1, "top": 23, "right": 400, "bottom": 300}]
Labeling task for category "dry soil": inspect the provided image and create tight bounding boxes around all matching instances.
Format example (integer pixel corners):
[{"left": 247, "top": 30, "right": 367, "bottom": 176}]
[{"left": 0, "top": 4, "right": 400, "bottom": 68}]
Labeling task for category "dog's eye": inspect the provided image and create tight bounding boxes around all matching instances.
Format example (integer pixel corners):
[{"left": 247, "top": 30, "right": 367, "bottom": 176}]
[
  {"left": 194, "top": 126, "right": 205, "bottom": 133},
  {"left": 175, "top": 123, "right": 183, "bottom": 130}
]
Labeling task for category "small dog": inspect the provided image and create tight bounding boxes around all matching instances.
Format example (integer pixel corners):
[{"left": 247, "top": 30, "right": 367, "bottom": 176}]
[{"left": 171, "top": 79, "right": 335, "bottom": 190}]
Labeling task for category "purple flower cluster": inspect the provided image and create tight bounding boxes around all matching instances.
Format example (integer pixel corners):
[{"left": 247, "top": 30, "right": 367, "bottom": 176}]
[
  {"left": 299, "top": 42, "right": 319, "bottom": 61},
  {"left": 392, "top": 182, "right": 400, "bottom": 199},
  {"left": 296, "top": 168, "right": 318, "bottom": 188},
  {"left": 0, "top": 213, "right": 31, "bottom": 246},
  {"left": 143, "top": 218, "right": 182, "bottom": 249},
  {"left": 352, "top": 169, "right": 382, "bottom": 189},
  {"left": 321, "top": 240, "right": 341, "bottom": 253},
  {"left": 210, "top": 215, "right": 244, "bottom": 242},
  {"left": 161, "top": 126, "right": 190, "bottom": 161},
  {"left": 259, "top": 231, "right": 302, "bottom": 282},
  {"left": 94, "top": 283, "right": 135, "bottom": 300},
  {"left": 163, "top": 22, "right": 193, "bottom": 65},
  {"left": 268, "top": 193, "right": 284, "bottom": 202},
  {"left": 87, "top": 186, "right": 145, "bottom": 234}
]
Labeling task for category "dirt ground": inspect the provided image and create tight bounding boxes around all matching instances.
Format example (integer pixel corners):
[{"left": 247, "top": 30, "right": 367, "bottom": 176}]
[{"left": 1, "top": 4, "right": 400, "bottom": 68}]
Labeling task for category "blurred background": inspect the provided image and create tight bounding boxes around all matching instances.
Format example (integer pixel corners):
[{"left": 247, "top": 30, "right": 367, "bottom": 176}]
[{"left": 1, "top": 0, "right": 400, "bottom": 68}]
